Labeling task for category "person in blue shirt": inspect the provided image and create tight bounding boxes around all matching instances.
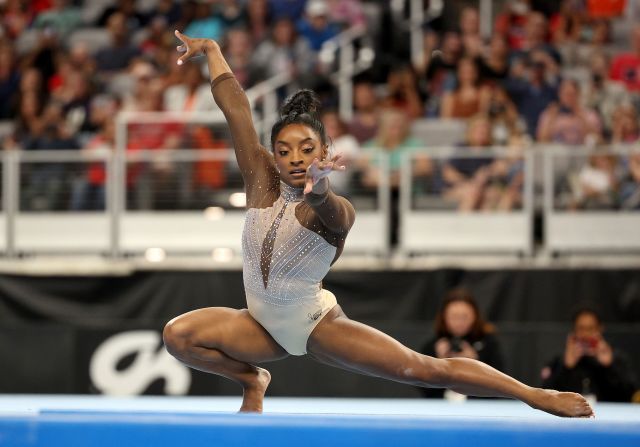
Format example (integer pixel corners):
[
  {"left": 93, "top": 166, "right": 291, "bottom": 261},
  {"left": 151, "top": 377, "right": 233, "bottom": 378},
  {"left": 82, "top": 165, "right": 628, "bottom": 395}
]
[{"left": 296, "top": 0, "right": 340, "bottom": 52}]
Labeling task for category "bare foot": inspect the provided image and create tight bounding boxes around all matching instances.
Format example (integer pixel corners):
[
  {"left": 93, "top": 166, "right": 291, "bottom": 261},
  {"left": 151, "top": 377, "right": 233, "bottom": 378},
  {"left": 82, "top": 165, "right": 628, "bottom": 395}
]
[
  {"left": 529, "top": 388, "right": 594, "bottom": 418},
  {"left": 238, "top": 367, "right": 271, "bottom": 413}
]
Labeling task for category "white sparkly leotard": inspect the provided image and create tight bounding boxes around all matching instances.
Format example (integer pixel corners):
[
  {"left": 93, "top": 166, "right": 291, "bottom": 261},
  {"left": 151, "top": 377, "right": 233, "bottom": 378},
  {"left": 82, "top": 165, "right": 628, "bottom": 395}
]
[{"left": 211, "top": 73, "right": 355, "bottom": 355}]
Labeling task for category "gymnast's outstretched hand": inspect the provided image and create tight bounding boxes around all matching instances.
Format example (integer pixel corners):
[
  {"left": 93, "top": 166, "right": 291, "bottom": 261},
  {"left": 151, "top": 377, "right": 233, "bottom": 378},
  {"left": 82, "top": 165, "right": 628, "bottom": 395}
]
[
  {"left": 174, "top": 30, "right": 217, "bottom": 65},
  {"left": 304, "top": 154, "right": 346, "bottom": 195}
]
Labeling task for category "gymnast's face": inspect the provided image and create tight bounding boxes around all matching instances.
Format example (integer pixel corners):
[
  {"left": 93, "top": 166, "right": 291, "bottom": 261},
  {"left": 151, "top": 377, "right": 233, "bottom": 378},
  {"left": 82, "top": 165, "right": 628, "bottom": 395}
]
[
  {"left": 444, "top": 301, "right": 476, "bottom": 338},
  {"left": 274, "top": 124, "right": 327, "bottom": 188}
]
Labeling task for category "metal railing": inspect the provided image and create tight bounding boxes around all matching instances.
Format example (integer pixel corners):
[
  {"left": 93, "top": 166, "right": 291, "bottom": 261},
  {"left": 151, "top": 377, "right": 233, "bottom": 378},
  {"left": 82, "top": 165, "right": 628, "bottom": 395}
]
[
  {"left": 543, "top": 144, "right": 640, "bottom": 254},
  {"left": 1, "top": 143, "right": 639, "bottom": 259},
  {"left": 399, "top": 146, "right": 534, "bottom": 255}
]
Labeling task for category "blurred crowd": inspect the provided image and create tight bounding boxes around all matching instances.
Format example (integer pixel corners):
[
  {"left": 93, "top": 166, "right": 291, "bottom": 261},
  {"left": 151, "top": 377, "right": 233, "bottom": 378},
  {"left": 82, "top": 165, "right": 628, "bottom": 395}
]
[{"left": 1, "top": 0, "right": 640, "bottom": 215}]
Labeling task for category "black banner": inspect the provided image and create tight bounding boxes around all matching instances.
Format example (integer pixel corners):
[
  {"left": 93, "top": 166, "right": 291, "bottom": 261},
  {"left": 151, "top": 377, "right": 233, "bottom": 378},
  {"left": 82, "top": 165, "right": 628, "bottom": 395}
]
[{"left": 0, "top": 269, "right": 639, "bottom": 396}]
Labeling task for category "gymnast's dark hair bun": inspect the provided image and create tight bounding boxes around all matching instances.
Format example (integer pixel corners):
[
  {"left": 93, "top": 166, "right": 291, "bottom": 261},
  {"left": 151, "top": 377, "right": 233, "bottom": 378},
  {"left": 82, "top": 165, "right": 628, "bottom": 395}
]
[
  {"left": 271, "top": 89, "right": 327, "bottom": 149},
  {"left": 281, "top": 89, "right": 320, "bottom": 117}
]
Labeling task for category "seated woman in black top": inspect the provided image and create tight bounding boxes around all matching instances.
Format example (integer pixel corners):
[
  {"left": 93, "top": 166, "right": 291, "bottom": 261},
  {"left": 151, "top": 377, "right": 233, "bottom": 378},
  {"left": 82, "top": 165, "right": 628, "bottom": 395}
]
[{"left": 421, "top": 287, "right": 504, "bottom": 399}]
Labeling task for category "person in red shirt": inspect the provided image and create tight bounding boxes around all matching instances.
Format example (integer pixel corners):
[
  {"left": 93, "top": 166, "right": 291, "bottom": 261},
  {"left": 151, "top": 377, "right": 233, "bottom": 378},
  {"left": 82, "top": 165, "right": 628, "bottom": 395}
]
[{"left": 609, "top": 25, "right": 640, "bottom": 91}]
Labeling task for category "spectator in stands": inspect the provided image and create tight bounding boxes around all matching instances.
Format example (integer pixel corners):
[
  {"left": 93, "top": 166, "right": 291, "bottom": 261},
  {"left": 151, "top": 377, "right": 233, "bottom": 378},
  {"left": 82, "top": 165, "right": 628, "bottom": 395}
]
[
  {"left": 97, "top": 0, "right": 147, "bottom": 30},
  {"left": 68, "top": 42, "right": 97, "bottom": 79},
  {"left": 584, "top": 52, "right": 627, "bottom": 135},
  {"left": 442, "top": 114, "right": 523, "bottom": 211},
  {"left": 541, "top": 307, "right": 637, "bottom": 402},
  {"left": 609, "top": 24, "right": 640, "bottom": 93},
  {"left": 362, "top": 108, "right": 431, "bottom": 245},
  {"left": 121, "top": 61, "right": 159, "bottom": 112},
  {"left": 215, "top": 0, "right": 246, "bottom": 29},
  {"left": 95, "top": 12, "right": 141, "bottom": 75},
  {"left": 1, "top": 0, "right": 34, "bottom": 40},
  {"left": 267, "top": 0, "right": 306, "bottom": 22},
  {"left": 504, "top": 49, "right": 558, "bottom": 137},
  {"left": 510, "top": 10, "right": 561, "bottom": 64},
  {"left": 549, "top": 0, "right": 585, "bottom": 47},
  {"left": 494, "top": 0, "right": 531, "bottom": 51},
  {"left": 424, "top": 30, "right": 463, "bottom": 116},
  {"left": 222, "top": 28, "right": 254, "bottom": 89},
  {"left": 71, "top": 113, "right": 115, "bottom": 211},
  {"left": 22, "top": 99, "right": 79, "bottom": 210},
  {"left": 321, "top": 110, "right": 361, "bottom": 197},
  {"left": 348, "top": 79, "right": 379, "bottom": 144},
  {"left": 245, "top": 0, "right": 271, "bottom": 44},
  {"left": 619, "top": 153, "right": 640, "bottom": 210},
  {"left": 381, "top": 64, "right": 423, "bottom": 119},
  {"left": 570, "top": 152, "right": 620, "bottom": 210},
  {"left": 296, "top": 0, "right": 340, "bottom": 52},
  {"left": 325, "top": 0, "right": 366, "bottom": 30},
  {"left": 163, "top": 62, "right": 215, "bottom": 112},
  {"left": 0, "top": 43, "right": 20, "bottom": 120},
  {"left": 363, "top": 108, "right": 428, "bottom": 189},
  {"left": 421, "top": 287, "right": 504, "bottom": 399},
  {"left": 537, "top": 78, "right": 602, "bottom": 145},
  {"left": 610, "top": 103, "right": 640, "bottom": 144},
  {"left": 13, "top": 90, "right": 44, "bottom": 145},
  {"left": 249, "top": 17, "right": 315, "bottom": 89},
  {"left": 140, "top": 16, "right": 171, "bottom": 59},
  {"left": 156, "top": 0, "right": 182, "bottom": 28},
  {"left": 440, "top": 57, "right": 491, "bottom": 119},
  {"left": 459, "top": 6, "right": 482, "bottom": 58},
  {"left": 32, "top": 0, "right": 81, "bottom": 41},
  {"left": 184, "top": 0, "right": 225, "bottom": 41},
  {"left": 477, "top": 34, "right": 510, "bottom": 83},
  {"left": 487, "top": 85, "right": 525, "bottom": 146},
  {"left": 56, "top": 68, "right": 94, "bottom": 136}
]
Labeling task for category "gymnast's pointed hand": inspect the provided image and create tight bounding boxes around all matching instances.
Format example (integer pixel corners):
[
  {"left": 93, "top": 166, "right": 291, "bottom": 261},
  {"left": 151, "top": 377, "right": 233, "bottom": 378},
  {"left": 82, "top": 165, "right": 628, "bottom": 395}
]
[
  {"left": 304, "top": 154, "right": 346, "bottom": 195},
  {"left": 174, "top": 30, "right": 218, "bottom": 65}
]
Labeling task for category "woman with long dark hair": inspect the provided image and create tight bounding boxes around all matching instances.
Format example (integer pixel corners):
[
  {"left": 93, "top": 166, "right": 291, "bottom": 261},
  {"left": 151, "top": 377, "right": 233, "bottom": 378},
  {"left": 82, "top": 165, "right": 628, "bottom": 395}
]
[
  {"left": 422, "top": 288, "right": 504, "bottom": 398},
  {"left": 162, "top": 30, "right": 593, "bottom": 418}
]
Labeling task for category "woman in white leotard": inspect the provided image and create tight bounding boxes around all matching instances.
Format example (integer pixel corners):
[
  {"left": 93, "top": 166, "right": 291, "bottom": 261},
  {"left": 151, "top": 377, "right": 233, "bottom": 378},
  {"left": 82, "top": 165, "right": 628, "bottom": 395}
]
[{"left": 163, "top": 30, "right": 593, "bottom": 418}]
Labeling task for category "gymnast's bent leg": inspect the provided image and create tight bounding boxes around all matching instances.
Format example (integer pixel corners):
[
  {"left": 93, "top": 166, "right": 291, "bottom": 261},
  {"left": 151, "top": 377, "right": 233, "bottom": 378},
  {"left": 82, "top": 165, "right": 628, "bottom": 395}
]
[
  {"left": 163, "top": 307, "right": 288, "bottom": 412},
  {"left": 307, "top": 305, "right": 593, "bottom": 418}
]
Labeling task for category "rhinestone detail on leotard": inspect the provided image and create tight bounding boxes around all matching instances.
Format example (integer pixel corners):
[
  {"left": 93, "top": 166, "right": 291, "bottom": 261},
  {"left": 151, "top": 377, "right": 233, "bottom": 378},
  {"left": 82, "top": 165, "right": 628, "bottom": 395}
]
[{"left": 242, "top": 182, "right": 337, "bottom": 306}]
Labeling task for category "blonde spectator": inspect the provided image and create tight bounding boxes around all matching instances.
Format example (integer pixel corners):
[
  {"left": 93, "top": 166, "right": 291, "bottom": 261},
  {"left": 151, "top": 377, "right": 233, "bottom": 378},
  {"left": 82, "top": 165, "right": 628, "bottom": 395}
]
[
  {"left": 440, "top": 57, "right": 491, "bottom": 119},
  {"left": 363, "top": 108, "right": 431, "bottom": 245},
  {"left": 362, "top": 108, "right": 430, "bottom": 189}
]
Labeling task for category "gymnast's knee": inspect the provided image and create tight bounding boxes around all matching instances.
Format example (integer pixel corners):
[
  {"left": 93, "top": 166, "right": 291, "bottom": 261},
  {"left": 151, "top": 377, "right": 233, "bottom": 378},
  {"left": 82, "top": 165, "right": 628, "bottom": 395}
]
[{"left": 162, "top": 316, "right": 194, "bottom": 359}]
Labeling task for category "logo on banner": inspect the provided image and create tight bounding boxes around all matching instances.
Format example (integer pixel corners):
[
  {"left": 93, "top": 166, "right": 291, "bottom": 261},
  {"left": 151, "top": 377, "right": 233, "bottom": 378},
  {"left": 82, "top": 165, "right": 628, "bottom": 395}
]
[{"left": 90, "top": 330, "right": 191, "bottom": 395}]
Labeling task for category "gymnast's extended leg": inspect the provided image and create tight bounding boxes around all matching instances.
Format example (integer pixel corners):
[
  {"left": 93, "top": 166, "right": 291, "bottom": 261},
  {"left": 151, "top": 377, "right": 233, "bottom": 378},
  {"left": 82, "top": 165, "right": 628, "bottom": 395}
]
[
  {"left": 163, "top": 307, "right": 288, "bottom": 412},
  {"left": 307, "top": 305, "right": 593, "bottom": 417}
]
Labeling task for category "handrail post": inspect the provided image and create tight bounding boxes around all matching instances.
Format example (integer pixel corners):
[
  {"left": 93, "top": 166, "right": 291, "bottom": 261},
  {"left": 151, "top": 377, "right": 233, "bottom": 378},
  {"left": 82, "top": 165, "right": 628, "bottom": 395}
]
[
  {"left": 338, "top": 42, "right": 355, "bottom": 121},
  {"left": 410, "top": 0, "right": 425, "bottom": 70},
  {"left": 3, "top": 151, "right": 17, "bottom": 258}
]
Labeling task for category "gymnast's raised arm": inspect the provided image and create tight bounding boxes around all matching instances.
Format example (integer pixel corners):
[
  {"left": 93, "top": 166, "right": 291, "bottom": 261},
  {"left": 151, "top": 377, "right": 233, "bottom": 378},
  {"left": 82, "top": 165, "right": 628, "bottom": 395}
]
[{"left": 174, "top": 30, "right": 277, "bottom": 200}]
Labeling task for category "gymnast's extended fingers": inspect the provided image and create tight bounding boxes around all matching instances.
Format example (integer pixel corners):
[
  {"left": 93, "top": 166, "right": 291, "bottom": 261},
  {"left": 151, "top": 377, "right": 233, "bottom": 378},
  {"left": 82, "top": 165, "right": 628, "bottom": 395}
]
[
  {"left": 175, "top": 30, "right": 194, "bottom": 65},
  {"left": 330, "top": 153, "right": 346, "bottom": 170}
]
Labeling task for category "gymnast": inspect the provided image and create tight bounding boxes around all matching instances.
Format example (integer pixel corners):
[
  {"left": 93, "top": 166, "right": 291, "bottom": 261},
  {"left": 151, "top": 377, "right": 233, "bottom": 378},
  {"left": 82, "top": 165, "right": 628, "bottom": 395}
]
[{"left": 163, "top": 30, "right": 594, "bottom": 418}]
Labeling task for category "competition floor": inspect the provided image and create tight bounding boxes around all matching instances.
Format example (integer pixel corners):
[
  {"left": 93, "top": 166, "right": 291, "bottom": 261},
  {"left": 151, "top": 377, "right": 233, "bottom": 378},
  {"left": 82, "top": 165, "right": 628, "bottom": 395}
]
[{"left": 1, "top": 395, "right": 639, "bottom": 446}]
